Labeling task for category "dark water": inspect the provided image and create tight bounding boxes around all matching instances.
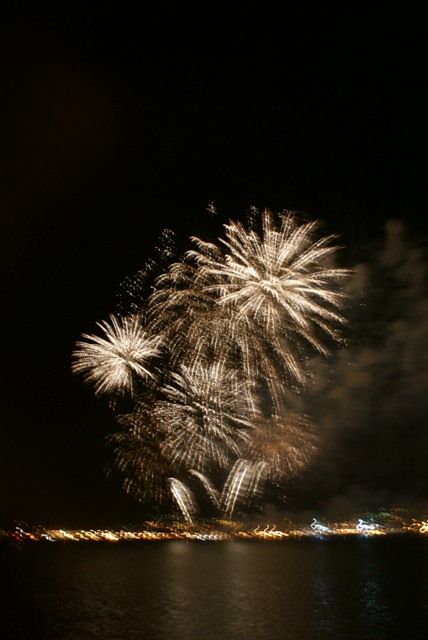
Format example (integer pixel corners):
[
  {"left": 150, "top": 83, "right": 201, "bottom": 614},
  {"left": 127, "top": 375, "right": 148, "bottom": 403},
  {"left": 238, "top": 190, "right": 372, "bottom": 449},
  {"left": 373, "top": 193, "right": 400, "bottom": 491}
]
[{"left": 3, "top": 536, "right": 428, "bottom": 640}]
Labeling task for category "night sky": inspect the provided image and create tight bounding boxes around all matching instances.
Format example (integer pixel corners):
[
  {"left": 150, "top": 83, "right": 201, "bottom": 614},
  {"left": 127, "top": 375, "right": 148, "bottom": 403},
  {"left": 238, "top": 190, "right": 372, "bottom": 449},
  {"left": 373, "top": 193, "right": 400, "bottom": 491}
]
[{"left": 1, "top": 6, "right": 427, "bottom": 528}]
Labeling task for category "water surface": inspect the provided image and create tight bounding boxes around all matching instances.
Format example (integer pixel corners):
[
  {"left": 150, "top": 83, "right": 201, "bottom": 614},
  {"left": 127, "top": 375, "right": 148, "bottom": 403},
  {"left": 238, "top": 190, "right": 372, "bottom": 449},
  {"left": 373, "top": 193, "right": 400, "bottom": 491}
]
[{"left": 3, "top": 536, "right": 428, "bottom": 640}]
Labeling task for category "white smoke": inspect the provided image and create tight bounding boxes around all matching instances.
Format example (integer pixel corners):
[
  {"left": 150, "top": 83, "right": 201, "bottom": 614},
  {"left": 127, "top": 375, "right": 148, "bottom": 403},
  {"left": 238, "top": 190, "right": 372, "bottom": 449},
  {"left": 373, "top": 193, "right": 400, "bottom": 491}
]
[{"left": 296, "top": 219, "right": 428, "bottom": 511}]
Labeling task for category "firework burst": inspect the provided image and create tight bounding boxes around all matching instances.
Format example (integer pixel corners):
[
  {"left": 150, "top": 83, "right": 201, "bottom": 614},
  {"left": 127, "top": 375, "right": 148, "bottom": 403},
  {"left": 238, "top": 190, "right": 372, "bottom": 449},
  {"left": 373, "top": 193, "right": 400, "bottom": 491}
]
[
  {"left": 190, "top": 209, "right": 350, "bottom": 357},
  {"left": 71, "top": 314, "right": 162, "bottom": 404},
  {"left": 154, "top": 361, "right": 253, "bottom": 473},
  {"left": 148, "top": 209, "right": 350, "bottom": 395},
  {"left": 72, "top": 207, "right": 351, "bottom": 520}
]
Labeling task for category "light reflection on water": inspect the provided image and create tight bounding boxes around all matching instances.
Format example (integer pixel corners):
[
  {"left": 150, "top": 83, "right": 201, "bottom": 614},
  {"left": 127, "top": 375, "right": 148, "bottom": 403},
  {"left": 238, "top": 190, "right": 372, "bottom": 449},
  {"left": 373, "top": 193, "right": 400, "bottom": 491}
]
[{"left": 3, "top": 537, "right": 428, "bottom": 640}]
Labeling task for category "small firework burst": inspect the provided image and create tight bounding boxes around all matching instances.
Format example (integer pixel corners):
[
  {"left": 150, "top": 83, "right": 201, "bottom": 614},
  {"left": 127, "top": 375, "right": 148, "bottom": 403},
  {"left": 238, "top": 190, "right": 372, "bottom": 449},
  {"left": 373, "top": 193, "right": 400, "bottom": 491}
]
[{"left": 71, "top": 314, "right": 162, "bottom": 402}]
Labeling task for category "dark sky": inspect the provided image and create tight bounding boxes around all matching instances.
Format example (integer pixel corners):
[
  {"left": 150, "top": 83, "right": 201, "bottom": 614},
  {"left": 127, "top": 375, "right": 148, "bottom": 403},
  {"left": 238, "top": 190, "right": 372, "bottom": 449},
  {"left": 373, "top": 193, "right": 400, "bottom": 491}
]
[{"left": 1, "top": 5, "right": 427, "bottom": 527}]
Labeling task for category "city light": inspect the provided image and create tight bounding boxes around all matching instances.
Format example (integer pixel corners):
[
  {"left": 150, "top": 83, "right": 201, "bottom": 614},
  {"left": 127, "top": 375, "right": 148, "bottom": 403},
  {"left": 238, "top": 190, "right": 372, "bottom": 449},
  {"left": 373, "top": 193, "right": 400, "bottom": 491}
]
[{"left": 4, "top": 508, "right": 428, "bottom": 545}]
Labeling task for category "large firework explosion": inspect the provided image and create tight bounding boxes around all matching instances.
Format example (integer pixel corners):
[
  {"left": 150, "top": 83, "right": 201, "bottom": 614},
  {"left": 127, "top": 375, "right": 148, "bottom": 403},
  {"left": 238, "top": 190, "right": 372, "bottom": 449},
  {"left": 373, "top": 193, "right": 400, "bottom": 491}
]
[{"left": 72, "top": 208, "right": 351, "bottom": 521}]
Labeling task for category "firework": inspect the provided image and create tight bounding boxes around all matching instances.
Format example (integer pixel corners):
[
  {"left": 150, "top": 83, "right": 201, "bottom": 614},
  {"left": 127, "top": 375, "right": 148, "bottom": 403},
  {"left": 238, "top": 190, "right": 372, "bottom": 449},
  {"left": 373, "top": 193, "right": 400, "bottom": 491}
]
[
  {"left": 71, "top": 314, "right": 162, "bottom": 403},
  {"left": 188, "top": 470, "right": 221, "bottom": 509},
  {"left": 190, "top": 209, "right": 349, "bottom": 355},
  {"left": 72, "top": 208, "right": 350, "bottom": 519},
  {"left": 148, "top": 209, "right": 350, "bottom": 398},
  {"left": 220, "top": 459, "right": 267, "bottom": 516},
  {"left": 168, "top": 478, "right": 197, "bottom": 523},
  {"left": 154, "top": 361, "right": 253, "bottom": 473},
  {"left": 241, "top": 411, "right": 318, "bottom": 481},
  {"left": 106, "top": 408, "right": 172, "bottom": 506}
]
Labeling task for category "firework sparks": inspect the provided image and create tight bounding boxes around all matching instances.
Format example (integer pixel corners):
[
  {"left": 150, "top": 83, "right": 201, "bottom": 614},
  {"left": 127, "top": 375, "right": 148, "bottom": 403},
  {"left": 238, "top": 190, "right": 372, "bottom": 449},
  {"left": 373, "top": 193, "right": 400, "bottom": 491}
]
[
  {"left": 168, "top": 478, "right": 197, "bottom": 523},
  {"left": 106, "top": 408, "right": 172, "bottom": 506},
  {"left": 72, "top": 314, "right": 162, "bottom": 403},
  {"left": 188, "top": 470, "right": 221, "bottom": 509},
  {"left": 154, "top": 361, "right": 253, "bottom": 473},
  {"left": 241, "top": 411, "right": 318, "bottom": 481},
  {"left": 148, "top": 209, "right": 350, "bottom": 402},
  {"left": 72, "top": 208, "right": 350, "bottom": 519},
  {"left": 221, "top": 459, "right": 267, "bottom": 516},
  {"left": 187, "top": 209, "right": 350, "bottom": 368}
]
